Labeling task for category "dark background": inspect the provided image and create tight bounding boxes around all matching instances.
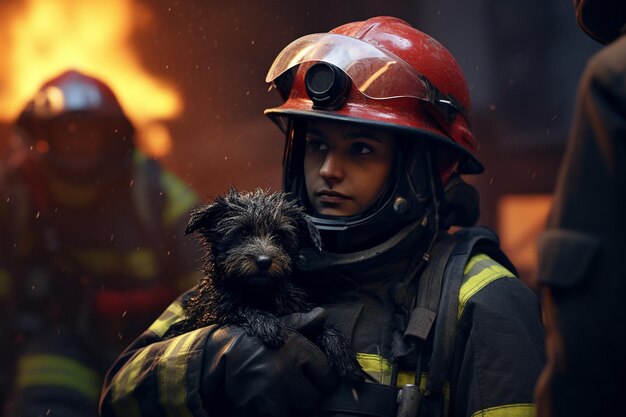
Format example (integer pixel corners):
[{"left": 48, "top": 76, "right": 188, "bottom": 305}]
[{"left": 0, "top": 0, "right": 601, "bottom": 280}]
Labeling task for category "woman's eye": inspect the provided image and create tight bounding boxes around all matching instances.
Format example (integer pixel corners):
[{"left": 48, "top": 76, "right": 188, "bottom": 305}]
[
  {"left": 351, "top": 142, "right": 373, "bottom": 155},
  {"left": 306, "top": 138, "right": 328, "bottom": 153}
]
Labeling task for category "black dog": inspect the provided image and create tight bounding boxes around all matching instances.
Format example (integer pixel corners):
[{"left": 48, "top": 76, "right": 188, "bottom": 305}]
[{"left": 176, "top": 188, "right": 364, "bottom": 381}]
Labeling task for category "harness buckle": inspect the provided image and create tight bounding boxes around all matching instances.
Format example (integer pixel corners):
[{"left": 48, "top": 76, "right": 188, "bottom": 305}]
[{"left": 396, "top": 384, "right": 422, "bottom": 417}]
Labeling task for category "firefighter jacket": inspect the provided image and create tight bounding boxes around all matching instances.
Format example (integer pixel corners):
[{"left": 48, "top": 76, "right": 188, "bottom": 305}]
[
  {"left": 0, "top": 151, "right": 201, "bottom": 417},
  {"left": 99, "top": 226, "right": 545, "bottom": 417},
  {"left": 535, "top": 32, "right": 626, "bottom": 417}
]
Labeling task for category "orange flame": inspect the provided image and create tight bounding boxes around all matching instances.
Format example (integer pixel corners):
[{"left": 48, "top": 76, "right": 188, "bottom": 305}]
[{"left": 0, "top": 0, "right": 182, "bottom": 157}]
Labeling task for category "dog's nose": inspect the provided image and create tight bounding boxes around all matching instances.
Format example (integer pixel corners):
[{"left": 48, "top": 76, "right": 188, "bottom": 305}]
[{"left": 256, "top": 255, "right": 272, "bottom": 271}]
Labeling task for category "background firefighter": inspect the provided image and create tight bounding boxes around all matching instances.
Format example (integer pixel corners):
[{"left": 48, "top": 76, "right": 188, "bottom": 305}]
[
  {"left": 99, "top": 17, "right": 545, "bottom": 417},
  {"left": 534, "top": 1, "right": 626, "bottom": 416},
  {"left": 0, "top": 70, "right": 201, "bottom": 417}
]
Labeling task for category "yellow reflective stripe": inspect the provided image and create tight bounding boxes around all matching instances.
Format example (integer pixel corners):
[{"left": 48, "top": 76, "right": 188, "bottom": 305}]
[
  {"left": 0, "top": 269, "right": 10, "bottom": 298},
  {"left": 463, "top": 253, "right": 492, "bottom": 275},
  {"left": 73, "top": 249, "right": 120, "bottom": 275},
  {"left": 148, "top": 300, "right": 186, "bottom": 337},
  {"left": 459, "top": 254, "right": 516, "bottom": 318},
  {"left": 126, "top": 249, "right": 158, "bottom": 279},
  {"left": 357, "top": 353, "right": 419, "bottom": 387},
  {"left": 111, "top": 345, "right": 154, "bottom": 417},
  {"left": 17, "top": 354, "right": 100, "bottom": 401},
  {"left": 48, "top": 176, "right": 98, "bottom": 206},
  {"left": 470, "top": 403, "right": 535, "bottom": 417},
  {"left": 357, "top": 353, "right": 392, "bottom": 384},
  {"left": 160, "top": 171, "right": 198, "bottom": 228},
  {"left": 72, "top": 248, "right": 159, "bottom": 280},
  {"left": 158, "top": 328, "right": 204, "bottom": 417},
  {"left": 356, "top": 353, "right": 450, "bottom": 406}
]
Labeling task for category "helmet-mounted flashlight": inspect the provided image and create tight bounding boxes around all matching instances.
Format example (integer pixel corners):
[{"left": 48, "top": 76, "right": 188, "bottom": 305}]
[{"left": 304, "top": 62, "right": 351, "bottom": 110}]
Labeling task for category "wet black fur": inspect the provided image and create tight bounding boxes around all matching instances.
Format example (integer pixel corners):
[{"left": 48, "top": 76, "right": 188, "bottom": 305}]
[{"left": 174, "top": 188, "right": 365, "bottom": 381}]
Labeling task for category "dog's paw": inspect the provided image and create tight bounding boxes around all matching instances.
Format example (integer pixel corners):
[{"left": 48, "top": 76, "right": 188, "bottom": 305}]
[
  {"left": 317, "top": 326, "right": 368, "bottom": 382},
  {"left": 242, "top": 313, "right": 286, "bottom": 349}
]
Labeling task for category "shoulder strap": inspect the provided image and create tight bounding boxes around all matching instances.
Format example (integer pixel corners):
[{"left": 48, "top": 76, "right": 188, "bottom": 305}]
[
  {"left": 425, "top": 227, "right": 504, "bottom": 395},
  {"left": 403, "top": 233, "right": 455, "bottom": 342},
  {"left": 406, "top": 227, "right": 510, "bottom": 395}
]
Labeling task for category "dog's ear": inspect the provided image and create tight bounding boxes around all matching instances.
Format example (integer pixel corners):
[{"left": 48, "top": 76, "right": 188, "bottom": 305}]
[
  {"left": 226, "top": 187, "right": 240, "bottom": 199},
  {"left": 297, "top": 212, "right": 323, "bottom": 253},
  {"left": 185, "top": 201, "right": 224, "bottom": 235}
]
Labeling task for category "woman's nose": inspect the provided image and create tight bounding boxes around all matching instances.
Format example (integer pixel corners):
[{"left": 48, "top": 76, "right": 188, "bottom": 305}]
[{"left": 319, "top": 152, "right": 343, "bottom": 183}]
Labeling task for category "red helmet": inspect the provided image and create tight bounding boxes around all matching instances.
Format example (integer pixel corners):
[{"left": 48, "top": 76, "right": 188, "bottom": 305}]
[
  {"left": 15, "top": 70, "right": 135, "bottom": 179},
  {"left": 265, "top": 16, "right": 483, "bottom": 181},
  {"left": 17, "top": 70, "right": 132, "bottom": 126},
  {"left": 265, "top": 17, "right": 482, "bottom": 254}
]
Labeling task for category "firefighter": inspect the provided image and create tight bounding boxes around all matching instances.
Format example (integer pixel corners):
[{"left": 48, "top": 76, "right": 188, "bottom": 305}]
[
  {"left": 0, "top": 70, "right": 201, "bottom": 417},
  {"left": 534, "top": 1, "right": 626, "bottom": 416},
  {"left": 99, "top": 17, "right": 545, "bottom": 417}
]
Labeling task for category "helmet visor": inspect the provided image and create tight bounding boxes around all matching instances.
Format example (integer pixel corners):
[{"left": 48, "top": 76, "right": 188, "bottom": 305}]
[{"left": 266, "top": 33, "right": 431, "bottom": 101}]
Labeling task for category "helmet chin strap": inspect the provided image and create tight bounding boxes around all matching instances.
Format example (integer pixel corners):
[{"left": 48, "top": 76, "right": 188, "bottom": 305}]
[
  {"left": 296, "top": 211, "right": 431, "bottom": 271},
  {"left": 424, "top": 149, "right": 443, "bottom": 256}
]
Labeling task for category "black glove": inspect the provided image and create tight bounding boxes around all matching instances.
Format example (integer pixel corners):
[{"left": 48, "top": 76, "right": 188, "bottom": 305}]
[{"left": 201, "top": 308, "right": 339, "bottom": 417}]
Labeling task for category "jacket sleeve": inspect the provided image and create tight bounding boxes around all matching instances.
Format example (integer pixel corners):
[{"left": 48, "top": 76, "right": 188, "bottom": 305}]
[
  {"left": 451, "top": 254, "right": 545, "bottom": 417},
  {"left": 99, "top": 292, "right": 338, "bottom": 417},
  {"left": 546, "top": 35, "right": 626, "bottom": 236},
  {"left": 99, "top": 291, "right": 214, "bottom": 417}
]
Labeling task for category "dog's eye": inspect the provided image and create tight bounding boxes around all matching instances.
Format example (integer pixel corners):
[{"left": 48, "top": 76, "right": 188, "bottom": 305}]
[{"left": 239, "top": 228, "right": 250, "bottom": 238}]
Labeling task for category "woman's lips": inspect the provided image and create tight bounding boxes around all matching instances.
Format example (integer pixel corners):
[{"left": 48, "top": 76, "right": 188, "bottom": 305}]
[{"left": 316, "top": 190, "right": 351, "bottom": 204}]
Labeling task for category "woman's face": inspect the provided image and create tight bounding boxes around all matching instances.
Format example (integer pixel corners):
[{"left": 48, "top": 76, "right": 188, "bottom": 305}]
[{"left": 303, "top": 119, "right": 396, "bottom": 217}]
